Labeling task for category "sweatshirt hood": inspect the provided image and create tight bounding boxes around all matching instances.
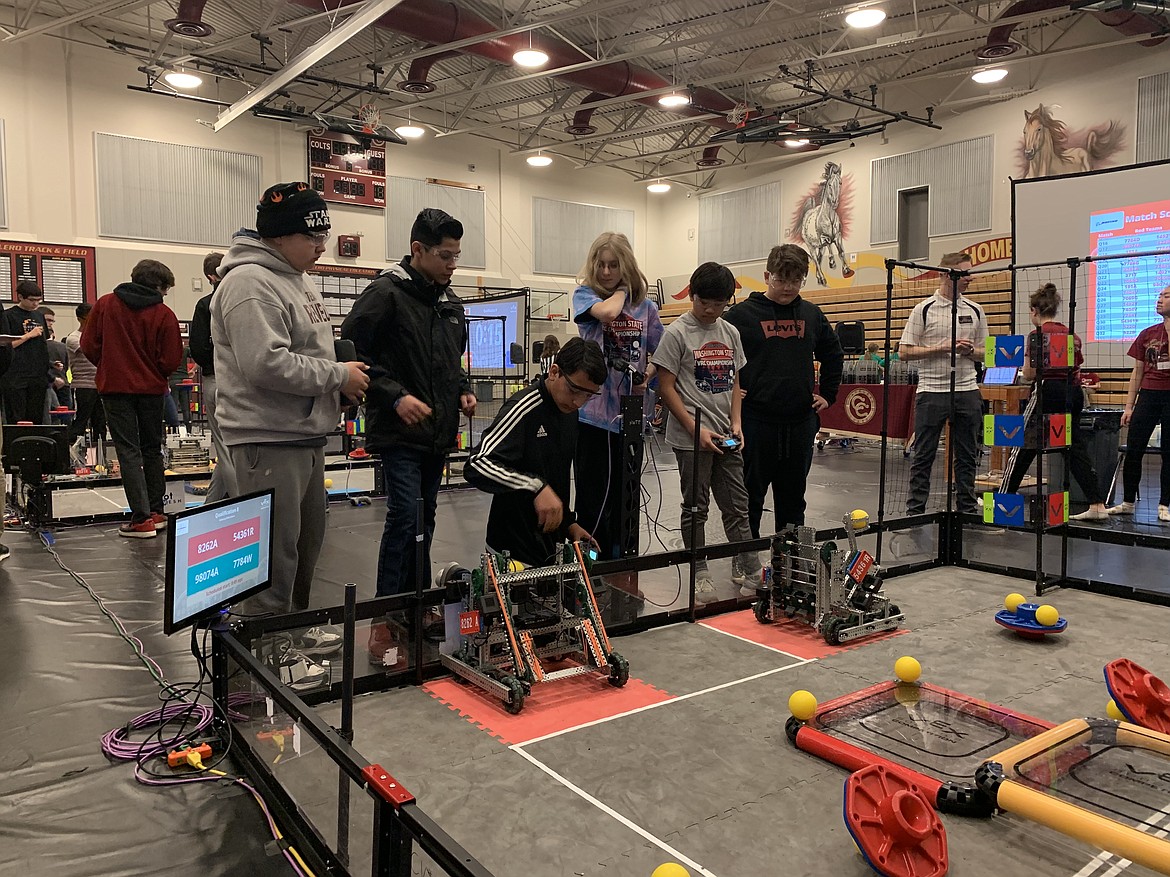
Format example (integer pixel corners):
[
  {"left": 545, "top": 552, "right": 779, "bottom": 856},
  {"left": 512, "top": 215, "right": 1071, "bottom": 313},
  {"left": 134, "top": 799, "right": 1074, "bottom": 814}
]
[
  {"left": 746, "top": 289, "right": 803, "bottom": 310},
  {"left": 113, "top": 281, "right": 164, "bottom": 310},
  {"left": 218, "top": 234, "right": 301, "bottom": 279}
]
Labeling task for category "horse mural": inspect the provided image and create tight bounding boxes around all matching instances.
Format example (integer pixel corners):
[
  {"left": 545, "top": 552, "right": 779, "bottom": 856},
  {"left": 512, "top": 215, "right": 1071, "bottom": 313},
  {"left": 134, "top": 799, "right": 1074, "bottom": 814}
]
[
  {"left": 1020, "top": 104, "right": 1125, "bottom": 179},
  {"left": 790, "top": 162, "right": 854, "bottom": 286}
]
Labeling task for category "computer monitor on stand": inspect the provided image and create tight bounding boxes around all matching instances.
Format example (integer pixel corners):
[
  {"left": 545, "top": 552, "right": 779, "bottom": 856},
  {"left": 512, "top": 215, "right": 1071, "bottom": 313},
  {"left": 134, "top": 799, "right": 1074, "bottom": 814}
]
[{"left": 163, "top": 489, "right": 275, "bottom": 635}]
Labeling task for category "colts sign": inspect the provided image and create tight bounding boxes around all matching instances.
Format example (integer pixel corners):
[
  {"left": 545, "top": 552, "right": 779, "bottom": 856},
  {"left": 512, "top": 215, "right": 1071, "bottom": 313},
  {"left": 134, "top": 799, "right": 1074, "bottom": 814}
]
[{"left": 844, "top": 388, "right": 878, "bottom": 426}]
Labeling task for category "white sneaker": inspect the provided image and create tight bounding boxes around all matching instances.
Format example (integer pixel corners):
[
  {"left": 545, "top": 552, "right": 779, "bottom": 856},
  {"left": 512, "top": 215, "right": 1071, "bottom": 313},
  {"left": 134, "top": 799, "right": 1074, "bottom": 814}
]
[
  {"left": 1107, "top": 502, "right": 1135, "bottom": 516},
  {"left": 1160, "top": 505, "right": 1170, "bottom": 523},
  {"left": 695, "top": 575, "right": 717, "bottom": 604},
  {"left": 1069, "top": 508, "right": 1108, "bottom": 522}
]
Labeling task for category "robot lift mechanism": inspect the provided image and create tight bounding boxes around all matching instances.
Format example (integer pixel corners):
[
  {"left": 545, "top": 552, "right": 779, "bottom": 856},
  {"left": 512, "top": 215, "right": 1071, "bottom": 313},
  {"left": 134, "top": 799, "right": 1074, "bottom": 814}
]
[
  {"left": 754, "top": 511, "right": 905, "bottom": 644},
  {"left": 437, "top": 542, "right": 629, "bottom": 714}
]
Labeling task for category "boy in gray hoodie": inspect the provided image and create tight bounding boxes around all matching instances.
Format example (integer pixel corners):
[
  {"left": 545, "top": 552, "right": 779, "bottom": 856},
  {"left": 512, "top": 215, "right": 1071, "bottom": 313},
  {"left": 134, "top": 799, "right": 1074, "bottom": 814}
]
[{"left": 212, "top": 182, "right": 369, "bottom": 617}]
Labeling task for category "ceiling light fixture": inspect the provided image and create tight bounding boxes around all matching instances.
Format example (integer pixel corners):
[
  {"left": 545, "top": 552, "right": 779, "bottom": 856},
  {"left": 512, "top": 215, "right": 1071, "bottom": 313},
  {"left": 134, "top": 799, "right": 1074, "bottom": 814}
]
[
  {"left": 513, "top": 31, "right": 548, "bottom": 68},
  {"left": 527, "top": 152, "right": 553, "bottom": 167},
  {"left": 971, "top": 67, "right": 1008, "bottom": 84},
  {"left": 395, "top": 124, "right": 425, "bottom": 139},
  {"left": 163, "top": 69, "right": 203, "bottom": 89},
  {"left": 658, "top": 91, "right": 690, "bottom": 108},
  {"left": 783, "top": 138, "right": 810, "bottom": 148},
  {"left": 647, "top": 181, "right": 671, "bottom": 193},
  {"left": 845, "top": 7, "right": 886, "bottom": 28}
]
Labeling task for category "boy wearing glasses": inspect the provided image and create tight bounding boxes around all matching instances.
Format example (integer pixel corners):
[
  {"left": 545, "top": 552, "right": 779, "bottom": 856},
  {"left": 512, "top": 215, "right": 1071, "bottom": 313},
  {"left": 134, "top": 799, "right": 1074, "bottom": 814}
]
[
  {"left": 465, "top": 338, "right": 605, "bottom": 565},
  {"left": 342, "top": 208, "right": 476, "bottom": 666},
  {"left": 656, "top": 262, "right": 758, "bottom": 602}
]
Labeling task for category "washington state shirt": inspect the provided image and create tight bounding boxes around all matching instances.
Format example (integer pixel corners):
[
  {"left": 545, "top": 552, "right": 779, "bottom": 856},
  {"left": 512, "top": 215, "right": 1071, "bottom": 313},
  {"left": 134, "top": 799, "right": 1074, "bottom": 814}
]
[
  {"left": 654, "top": 312, "right": 746, "bottom": 449},
  {"left": 572, "top": 285, "right": 664, "bottom": 432}
]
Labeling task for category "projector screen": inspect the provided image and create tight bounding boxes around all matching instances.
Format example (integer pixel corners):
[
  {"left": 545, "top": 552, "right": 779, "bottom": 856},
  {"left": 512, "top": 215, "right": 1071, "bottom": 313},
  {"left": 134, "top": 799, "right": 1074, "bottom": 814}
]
[
  {"left": 464, "top": 295, "right": 523, "bottom": 372},
  {"left": 1014, "top": 161, "right": 1170, "bottom": 367}
]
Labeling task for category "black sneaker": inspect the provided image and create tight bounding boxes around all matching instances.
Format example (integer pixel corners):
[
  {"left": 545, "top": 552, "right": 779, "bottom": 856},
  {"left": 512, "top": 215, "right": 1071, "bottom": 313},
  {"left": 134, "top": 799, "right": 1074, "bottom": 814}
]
[{"left": 0, "top": 544, "right": 9, "bottom": 563}]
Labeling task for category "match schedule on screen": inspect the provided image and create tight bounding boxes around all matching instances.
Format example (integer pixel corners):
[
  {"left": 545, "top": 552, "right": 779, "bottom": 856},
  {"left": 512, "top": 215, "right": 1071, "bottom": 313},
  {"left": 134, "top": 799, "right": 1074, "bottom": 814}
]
[{"left": 1089, "top": 201, "right": 1170, "bottom": 342}]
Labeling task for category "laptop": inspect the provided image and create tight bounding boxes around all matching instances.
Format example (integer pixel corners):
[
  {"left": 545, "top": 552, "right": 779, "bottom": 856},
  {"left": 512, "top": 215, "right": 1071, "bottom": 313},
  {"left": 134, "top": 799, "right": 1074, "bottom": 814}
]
[{"left": 982, "top": 366, "right": 1019, "bottom": 385}]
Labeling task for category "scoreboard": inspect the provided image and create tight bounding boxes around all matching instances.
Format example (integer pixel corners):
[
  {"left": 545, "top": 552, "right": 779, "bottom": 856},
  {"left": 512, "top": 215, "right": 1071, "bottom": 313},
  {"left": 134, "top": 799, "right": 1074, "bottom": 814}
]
[{"left": 308, "top": 131, "right": 386, "bottom": 209}]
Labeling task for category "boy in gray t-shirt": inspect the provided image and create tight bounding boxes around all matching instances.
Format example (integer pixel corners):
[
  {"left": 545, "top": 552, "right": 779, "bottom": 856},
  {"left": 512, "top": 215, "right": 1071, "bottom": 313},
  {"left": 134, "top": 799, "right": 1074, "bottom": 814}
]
[{"left": 655, "top": 262, "right": 758, "bottom": 603}]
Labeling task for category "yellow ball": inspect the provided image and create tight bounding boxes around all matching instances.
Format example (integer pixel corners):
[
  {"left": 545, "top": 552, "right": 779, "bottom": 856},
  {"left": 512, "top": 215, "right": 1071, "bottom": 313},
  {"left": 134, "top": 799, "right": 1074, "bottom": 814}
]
[
  {"left": 895, "top": 656, "right": 922, "bottom": 684},
  {"left": 1035, "top": 604, "right": 1060, "bottom": 627},
  {"left": 505, "top": 558, "right": 526, "bottom": 572},
  {"left": 651, "top": 865, "right": 690, "bottom": 877},
  {"left": 1005, "top": 593, "right": 1027, "bottom": 613},
  {"left": 850, "top": 509, "right": 870, "bottom": 530},
  {"left": 324, "top": 478, "right": 333, "bottom": 488},
  {"left": 1106, "top": 699, "right": 1125, "bottom": 721},
  {"left": 788, "top": 689, "right": 818, "bottom": 721}
]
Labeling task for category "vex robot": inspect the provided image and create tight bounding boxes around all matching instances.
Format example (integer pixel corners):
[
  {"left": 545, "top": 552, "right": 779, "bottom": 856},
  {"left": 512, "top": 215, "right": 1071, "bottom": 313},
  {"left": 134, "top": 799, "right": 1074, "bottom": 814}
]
[
  {"left": 438, "top": 542, "right": 628, "bottom": 714},
  {"left": 754, "top": 511, "right": 904, "bottom": 644}
]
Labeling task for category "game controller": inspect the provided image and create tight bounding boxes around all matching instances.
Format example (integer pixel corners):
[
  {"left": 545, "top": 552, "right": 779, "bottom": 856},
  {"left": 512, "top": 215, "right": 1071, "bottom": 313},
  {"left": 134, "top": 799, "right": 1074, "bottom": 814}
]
[{"left": 720, "top": 434, "right": 742, "bottom": 451}]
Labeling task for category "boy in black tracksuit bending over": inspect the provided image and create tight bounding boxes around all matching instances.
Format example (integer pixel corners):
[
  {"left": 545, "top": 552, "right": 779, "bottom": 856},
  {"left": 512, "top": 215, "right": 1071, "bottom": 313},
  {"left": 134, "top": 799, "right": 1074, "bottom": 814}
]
[
  {"left": 465, "top": 338, "right": 606, "bottom": 566},
  {"left": 724, "top": 244, "right": 844, "bottom": 536}
]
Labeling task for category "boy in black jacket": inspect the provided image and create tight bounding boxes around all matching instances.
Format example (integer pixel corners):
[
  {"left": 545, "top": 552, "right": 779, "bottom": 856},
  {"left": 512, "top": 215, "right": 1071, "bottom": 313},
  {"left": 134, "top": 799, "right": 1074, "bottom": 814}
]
[
  {"left": 465, "top": 338, "right": 605, "bottom": 566},
  {"left": 724, "top": 244, "right": 843, "bottom": 536},
  {"left": 341, "top": 209, "right": 476, "bottom": 667}
]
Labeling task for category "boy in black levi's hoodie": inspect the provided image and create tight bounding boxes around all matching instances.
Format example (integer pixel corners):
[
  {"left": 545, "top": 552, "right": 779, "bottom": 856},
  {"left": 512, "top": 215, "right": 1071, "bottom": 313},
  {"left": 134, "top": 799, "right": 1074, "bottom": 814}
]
[{"left": 724, "top": 244, "right": 843, "bottom": 537}]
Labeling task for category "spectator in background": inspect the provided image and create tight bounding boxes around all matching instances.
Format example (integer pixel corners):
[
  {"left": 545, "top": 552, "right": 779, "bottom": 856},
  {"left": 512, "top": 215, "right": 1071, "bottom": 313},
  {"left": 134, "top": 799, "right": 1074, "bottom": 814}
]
[
  {"left": 572, "top": 231, "right": 663, "bottom": 562},
  {"left": 655, "top": 262, "right": 758, "bottom": 602},
  {"left": 725, "top": 243, "right": 844, "bottom": 535},
  {"left": 213, "top": 182, "right": 368, "bottom": 617},
  {"left": 164, "top": 346, "right": 193, "bottom": 431},
  {"left": 898, "top": 251, "right": 987, "bottom": 517},
  {"left": 65, "top": 302, "right": 105, "bottom": 459},
  {"left": 189, "top": 251, "right": 233, "bottom": 502},
  {"left": 2, "top": 281, "right": 50, "bottom": 423},
  {"left": 1108, "top": 284, "right": 1170, "bottom": 523},
  {"left": 341, "top": 208, "right": 473, "bottom": 667},
  {"left": 82, "top": 260, "right": 183, "bottom": 538},
  {"left": 0, "top": 339, "right": 10, "bottom": 561},
  {"left": 40, "top": 306, "right": 71, "bottom": 415},
  {"left": 538, "top": 334, "right": 560, "bottom": 377}
]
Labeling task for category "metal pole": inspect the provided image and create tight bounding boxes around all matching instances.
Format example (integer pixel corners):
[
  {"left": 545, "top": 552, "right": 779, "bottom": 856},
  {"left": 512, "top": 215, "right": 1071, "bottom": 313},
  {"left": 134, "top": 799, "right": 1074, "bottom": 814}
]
[
  {"left": 945, "top": 267, "right": 961, "bottom": 563},
  {"left": 687, "top": 407, "right": 701, "bottom": 622},
  {"left": 337, "top": 581, "right": 357, "bottom": 865},
  {"left": 414, "top": 496, "right": 426, "bottom": 684},
  {"left": 876, "top": 260, "right": 895, "bottom": 564}
]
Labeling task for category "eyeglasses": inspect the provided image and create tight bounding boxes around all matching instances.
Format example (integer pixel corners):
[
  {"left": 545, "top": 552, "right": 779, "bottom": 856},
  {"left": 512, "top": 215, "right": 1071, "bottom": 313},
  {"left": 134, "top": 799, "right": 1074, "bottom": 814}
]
[
  {"left": 562, "top": 373, "right": 602, "bottom": 398},
  {"left": 301, "top": 232, "right": 330, "bottom": 246},
  {"left": 426, "top": 246, "right": 461, "bottom": 264},
  {"left": 694, "top": 297, "right": 729, "bottom": 312}
]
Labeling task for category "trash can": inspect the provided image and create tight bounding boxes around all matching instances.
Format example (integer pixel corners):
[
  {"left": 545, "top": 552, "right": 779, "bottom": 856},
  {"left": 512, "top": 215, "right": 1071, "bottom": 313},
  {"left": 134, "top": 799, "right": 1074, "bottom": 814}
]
[{"left": 1049, "top": 408, "right": 1121, "bottom": 504}]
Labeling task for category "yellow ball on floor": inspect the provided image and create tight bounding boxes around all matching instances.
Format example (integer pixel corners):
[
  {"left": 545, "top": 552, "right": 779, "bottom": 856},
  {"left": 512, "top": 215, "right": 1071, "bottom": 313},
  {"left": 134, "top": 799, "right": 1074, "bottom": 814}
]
[
  {"left": 788, "top": 689, "right": 818, "bottom": 721},
  {"left": 1004, "top": 592, "right": 1027, "bottom": 613},
  {"left": 850, "top": 509, "right": 870, "bottom": 530},
  {"left": 1106, "top": 699, "right": 1125, "bottom": 721},
  {"left": 895, "top": 656, "right": 922, "bottom": 683},
  {"left": 1035, "top": 604, "right": 1060, "bottom": 627},
  {"left": 324, "top": 478, "right": 333, "bottom": 488},
  {"left": 651, "top": 864, "right": 690, "bottom": 877}
]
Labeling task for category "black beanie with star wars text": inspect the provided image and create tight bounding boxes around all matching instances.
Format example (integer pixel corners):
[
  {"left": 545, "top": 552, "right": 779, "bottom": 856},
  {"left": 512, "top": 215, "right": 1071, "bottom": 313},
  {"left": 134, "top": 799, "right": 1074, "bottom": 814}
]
[{"left": 256, "top": 182, "right": 331, "bottom": 239}]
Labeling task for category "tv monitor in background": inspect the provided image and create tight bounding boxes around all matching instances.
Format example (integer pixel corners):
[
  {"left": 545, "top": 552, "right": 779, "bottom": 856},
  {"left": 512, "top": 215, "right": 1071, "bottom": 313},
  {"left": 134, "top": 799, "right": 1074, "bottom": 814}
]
[
  {"left": 164, "top": 489, "right": 275, "bottom": 635},
  {"left": 1087, "top": 199, "right": 1170, "bottom": 342},
  {"left": 463, "top": 296, "right": 522, "bottom": 372},
  {"left": 1, "top": 424, "right": 71, "bottom": 476}
]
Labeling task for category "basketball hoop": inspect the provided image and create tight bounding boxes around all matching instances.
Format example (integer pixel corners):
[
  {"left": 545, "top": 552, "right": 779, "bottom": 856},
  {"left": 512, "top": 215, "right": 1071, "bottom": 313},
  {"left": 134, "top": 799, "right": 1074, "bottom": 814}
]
[
  {"left": 727, "top": 102, "right": 750, "bottom": 126},
  {"left": 357, "top": 103, "right": 382, "bottom": 135}
]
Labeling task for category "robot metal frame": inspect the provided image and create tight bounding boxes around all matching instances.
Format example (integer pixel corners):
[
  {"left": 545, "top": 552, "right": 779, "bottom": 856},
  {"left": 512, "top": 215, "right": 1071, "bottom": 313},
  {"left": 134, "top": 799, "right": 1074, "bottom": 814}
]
[
  {"left": 438, "top": 542, "right": 628, "bottom": 714},
  {"left": 754, "top": 512, "right": 905, "bottom": 644}
]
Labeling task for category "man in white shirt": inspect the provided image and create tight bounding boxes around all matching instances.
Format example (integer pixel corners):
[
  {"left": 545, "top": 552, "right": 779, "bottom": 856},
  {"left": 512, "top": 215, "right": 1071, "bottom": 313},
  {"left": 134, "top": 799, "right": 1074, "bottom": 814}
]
[{"left": 898, "top": 252, "right": 987, "bottom": 516}]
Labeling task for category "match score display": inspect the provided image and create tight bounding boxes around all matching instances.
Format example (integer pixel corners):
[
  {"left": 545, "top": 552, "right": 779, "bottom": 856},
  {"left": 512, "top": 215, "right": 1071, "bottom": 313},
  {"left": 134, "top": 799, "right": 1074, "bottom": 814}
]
[
  {"left": 1089, "top": 199, "right": 1170, "bottom": 342},
  {"left": 164, "top": 490, "right": 274, "bottom": 635}
]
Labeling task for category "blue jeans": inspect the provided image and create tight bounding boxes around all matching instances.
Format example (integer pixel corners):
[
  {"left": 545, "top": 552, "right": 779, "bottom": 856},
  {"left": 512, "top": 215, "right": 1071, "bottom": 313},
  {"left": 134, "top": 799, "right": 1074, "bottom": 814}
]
[{"left": 376, "top": 446, "right": 445, "bottom": 597}]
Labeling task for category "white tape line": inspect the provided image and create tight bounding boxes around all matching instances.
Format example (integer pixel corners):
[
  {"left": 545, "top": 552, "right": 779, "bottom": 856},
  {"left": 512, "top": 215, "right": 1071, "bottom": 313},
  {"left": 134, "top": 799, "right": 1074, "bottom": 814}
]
[
  {"left": 515, "top": 658, "right": 814, "bottom": 748},
  {"left": 698, "top": 619, "right": 808, "bottom": 660},
  {"left": 512, "top": 746, "right": 721, "bottom": 877}
]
